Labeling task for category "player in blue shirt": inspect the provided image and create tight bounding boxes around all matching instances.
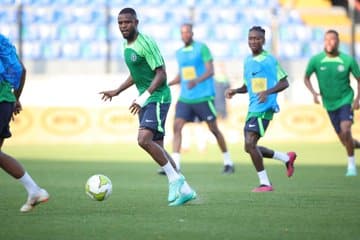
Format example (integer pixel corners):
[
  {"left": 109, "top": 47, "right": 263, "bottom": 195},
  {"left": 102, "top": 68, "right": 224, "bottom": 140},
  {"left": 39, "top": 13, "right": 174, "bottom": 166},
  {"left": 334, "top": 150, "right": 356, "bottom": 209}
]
[
  {"left": 162, "top": 23, "right": 234, "bottom": 174},
  {"left": 0, "top": 34, "right": 49, "bottom": 212},
  {"left": 225, "top": 26, "right": 297, "bottom": 192}
]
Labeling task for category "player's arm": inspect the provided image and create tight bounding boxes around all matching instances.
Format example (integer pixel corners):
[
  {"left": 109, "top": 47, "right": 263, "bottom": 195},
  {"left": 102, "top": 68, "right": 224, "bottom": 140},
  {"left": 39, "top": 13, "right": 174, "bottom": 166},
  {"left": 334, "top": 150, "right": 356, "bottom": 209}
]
[
  {"left": 352, "top": 76, "right": 360, "bottom": 110},
  {"left": 350, "top": 58, "right": 360, "bottom": 110},
  {"left": 100, "top": 75, "right": 134, "bottom": 102},
  {"left": 130, "top": 66, "right": 166, "bottom": 115},
  {"left": 12, "top": 58, "right": 26, "bottom": 116},
  {"left": 304, "top": 75, "right": 321, "bottom": 104},
  {"left": 188, "top": 60, "right": 214, "bottom": 89},
  {"left": 257, "top": 77, "right": 289, "bottom": 103},
  {"left": 225, "top": 84, "right": 247, "bottom": 99},
  {"left": 168, "top": 73, "right": 180, "bottom": 86}
]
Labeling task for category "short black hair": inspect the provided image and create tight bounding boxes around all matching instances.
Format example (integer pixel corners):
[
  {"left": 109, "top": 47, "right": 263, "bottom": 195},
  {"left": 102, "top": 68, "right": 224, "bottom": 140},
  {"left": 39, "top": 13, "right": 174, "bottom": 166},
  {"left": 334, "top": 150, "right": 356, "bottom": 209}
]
[
  {"left": 326, "top": 29, "right": 339, "bottom": 38},
  {"left": 119, "top": 7, "right": 137, "bottom": 18},
  {"left": 249, "top": 26, "right": 265, "bottom": 36}
]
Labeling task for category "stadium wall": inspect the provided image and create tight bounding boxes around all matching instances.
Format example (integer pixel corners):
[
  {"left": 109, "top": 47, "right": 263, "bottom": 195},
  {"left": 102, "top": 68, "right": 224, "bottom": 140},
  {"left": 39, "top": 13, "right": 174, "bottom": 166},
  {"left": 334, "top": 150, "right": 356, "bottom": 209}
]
[{"left": 7, "top": 69, "right": 360, "bottom": 145}]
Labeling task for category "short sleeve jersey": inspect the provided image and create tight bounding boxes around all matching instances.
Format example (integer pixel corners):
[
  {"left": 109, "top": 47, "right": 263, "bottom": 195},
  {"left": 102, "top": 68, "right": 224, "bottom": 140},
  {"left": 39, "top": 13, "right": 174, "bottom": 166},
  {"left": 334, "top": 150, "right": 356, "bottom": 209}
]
[
  {"left": 243, "top": 50, "right": 287, "bottom": 116},
  {"left": 124, "top": 33, "right": 171, "bottom": 105},
  {"left": 305, "top": 51, "right": 360, "bottom": 111},
  {"left": 0, "top": 34, "right": 22, "bottom": 103},
  {"left": 176, "top": 41, "right": 215, "bottom": 103}
]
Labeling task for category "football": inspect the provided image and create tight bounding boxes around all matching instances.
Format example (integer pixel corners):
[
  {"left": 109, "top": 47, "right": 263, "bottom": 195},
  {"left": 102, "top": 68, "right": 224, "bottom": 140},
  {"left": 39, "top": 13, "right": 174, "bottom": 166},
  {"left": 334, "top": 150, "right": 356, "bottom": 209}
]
[{"left": 85, "top": 174, "right": 112, "bottom": 201}]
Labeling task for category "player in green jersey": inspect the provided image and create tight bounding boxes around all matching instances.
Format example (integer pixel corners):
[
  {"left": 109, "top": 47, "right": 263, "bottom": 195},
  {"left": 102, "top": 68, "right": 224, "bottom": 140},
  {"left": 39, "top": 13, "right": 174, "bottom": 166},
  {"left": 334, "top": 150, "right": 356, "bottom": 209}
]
[
  {"left": 100, "top": 8, "right": 196, "bottom": 206},
  {"left": 304, "top": 29, "right": 360, "bottom": 176}
]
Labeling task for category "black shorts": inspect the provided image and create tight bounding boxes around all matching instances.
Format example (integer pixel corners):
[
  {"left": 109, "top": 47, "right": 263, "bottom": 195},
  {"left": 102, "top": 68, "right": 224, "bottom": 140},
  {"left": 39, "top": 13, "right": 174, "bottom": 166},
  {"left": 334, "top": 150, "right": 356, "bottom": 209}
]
[
  {"left": 139, "top": 102, "right": 170, "bottom": 141},
  {"left": 244, "top": 117, "right": 270, "bottom": 137},
  {"left": 327, "top": 104, "right": 353, "bottom": 133},
  {"left": 0, "top": 102, "right": 13, "bottom": 139},
  {"left": 175, "top": 100, "right": 217, "bottom": 122}
]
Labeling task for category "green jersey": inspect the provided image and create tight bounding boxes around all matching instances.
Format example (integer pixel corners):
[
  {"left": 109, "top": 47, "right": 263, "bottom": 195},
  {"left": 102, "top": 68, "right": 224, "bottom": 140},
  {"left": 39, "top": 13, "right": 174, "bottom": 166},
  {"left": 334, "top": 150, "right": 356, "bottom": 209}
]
[
  {"left": 124, "top": 33, "right": 171, "bottom": 105},
  {"left": 0, "top": 80, "right": 16, "bottom": 103},
  {"left": 305, "top": 51, "right": 360, "bottom": 111}
]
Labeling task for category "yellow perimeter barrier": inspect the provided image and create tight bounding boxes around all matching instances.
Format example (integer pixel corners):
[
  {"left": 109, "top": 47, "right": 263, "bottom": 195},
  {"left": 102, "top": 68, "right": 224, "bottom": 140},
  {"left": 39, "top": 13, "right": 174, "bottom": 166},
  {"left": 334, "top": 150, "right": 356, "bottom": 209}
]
[{"left": 7, "top": 104, "right": 360, "bottom": 145}]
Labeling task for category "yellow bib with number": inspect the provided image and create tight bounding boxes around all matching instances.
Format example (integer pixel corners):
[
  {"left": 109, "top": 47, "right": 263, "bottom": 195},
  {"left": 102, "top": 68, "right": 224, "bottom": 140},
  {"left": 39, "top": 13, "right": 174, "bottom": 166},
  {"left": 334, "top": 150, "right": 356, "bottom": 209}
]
[
  {"left": 251, "top": 77, "right": 267, "bottom": 93},
  {"left": 181, "top": 66, "right": 197, "bottom": 80}
]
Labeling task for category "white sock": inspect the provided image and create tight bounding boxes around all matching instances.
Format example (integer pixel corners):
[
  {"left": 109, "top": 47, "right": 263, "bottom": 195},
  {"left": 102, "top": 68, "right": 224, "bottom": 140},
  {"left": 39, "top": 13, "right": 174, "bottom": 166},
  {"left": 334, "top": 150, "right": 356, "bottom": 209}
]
[
  {"left": 162, "top": 161, "right": 180, "bottom": 182},
  {"left": 223, "top": 152, "right": 233, "bottom": 166},
  {"left": 348, "top": 156, "right": 356, "bottom": 170},
  {"left": 171, "top": 152, "right": 181, "bottom": 171},
  {"left": 257, "top": 170, "right": 271, "bottom": 186},
  {"left": 273, "top": 151, "right": 289, "bottom": 163},
  {"left": 19, "top": 172, "right": 40, "bottom": 196}
]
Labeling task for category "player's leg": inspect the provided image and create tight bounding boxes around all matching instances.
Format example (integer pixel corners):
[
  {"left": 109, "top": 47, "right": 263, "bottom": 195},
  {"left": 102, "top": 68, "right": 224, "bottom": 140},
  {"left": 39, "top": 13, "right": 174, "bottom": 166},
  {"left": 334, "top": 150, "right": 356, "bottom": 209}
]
[
  {"left": 338, "top": 120, "right": 357, "bottom": 176},
  {"left": 258, "top": 146, "right": 297, "bottom": 177},
  {"left": 0, "top": 102, "right": 49, "bottom": 212},
  {"left": 172, "top": 117, "right": 186, "bottom": 170},
  {"left": 244, "top": 117, "right": 273, "bottom": 191},
  {"left": 171, "top": 101, "right": 194, "bottom": 171},
  {"left": 328, "top": 105, "right": 357, "bottom": 176},
  {"left": 205, "top": 120, "right": 234, "bottom": 173},
  {"left": 196, "top": 100, "right": 234, "bottom": 173},
  {"left": 138, "top": 103, "right": 196, "bottom": 205}
]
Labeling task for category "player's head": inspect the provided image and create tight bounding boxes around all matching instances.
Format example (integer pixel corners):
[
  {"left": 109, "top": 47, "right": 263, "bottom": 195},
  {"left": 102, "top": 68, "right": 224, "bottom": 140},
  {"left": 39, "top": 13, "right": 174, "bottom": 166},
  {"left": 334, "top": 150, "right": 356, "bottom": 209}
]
[
  {"left": 248, "top": 26, "right": 265, "bottom": 55},
  {"left": 118, "top": 8, "right": 139, "bottom": 42},
  {"left": 324, "top": 29, "right": 339, "bottom": 55},
  {"left": 180, "top": 23, "right": 193, "bottom": 46}
]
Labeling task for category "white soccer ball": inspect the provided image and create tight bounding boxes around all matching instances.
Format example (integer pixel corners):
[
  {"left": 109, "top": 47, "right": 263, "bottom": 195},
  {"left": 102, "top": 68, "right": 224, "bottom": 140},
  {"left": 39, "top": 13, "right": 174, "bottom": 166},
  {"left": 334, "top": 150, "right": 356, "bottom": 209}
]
[{"left": 85, "top": 174, "right": 112, "bottom": 201}]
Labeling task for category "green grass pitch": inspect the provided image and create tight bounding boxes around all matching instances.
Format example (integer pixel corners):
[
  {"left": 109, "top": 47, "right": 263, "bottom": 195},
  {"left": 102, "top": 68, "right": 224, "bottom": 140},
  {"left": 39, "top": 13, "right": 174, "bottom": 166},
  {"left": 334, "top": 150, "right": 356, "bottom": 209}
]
[{"left": 1, "top": 142, "right": 359, "bottom": 240}]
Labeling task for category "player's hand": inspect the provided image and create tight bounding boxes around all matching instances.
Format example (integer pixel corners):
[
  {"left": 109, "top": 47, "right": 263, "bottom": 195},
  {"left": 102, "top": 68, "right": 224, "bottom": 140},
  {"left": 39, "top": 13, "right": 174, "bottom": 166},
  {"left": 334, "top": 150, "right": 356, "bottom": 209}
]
[
  {"left": 187, "top": 80, "right": 197, "bottom": 89},
  {"left": 12, "top": 100, "right": 22, "bottom": 120},
  {"left": 353, "top": 100, "right": 360, "bottom": 110},
  {"left": 129, "top": 101, "right": 141, "bottom": 115},
  {"left": 99, "top": 90, "right": 118, "bottom": 102},
  {"left": 225, "top": 89, "right": 236, "bottom": 99},
  {"left": 257, "top": 91, "right": 268, "bottom": 103},
  {"left": 313, "top": 92, "right": 321, "bottom": 104}
]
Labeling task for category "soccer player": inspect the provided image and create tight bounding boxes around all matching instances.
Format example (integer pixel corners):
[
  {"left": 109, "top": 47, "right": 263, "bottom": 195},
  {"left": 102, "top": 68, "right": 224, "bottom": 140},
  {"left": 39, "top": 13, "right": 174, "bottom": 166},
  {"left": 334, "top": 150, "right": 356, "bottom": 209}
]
[
  {"left": 304, "top": 29, "right": 360, "bottom": 177},
  {"left": 99, "top": 8, "right": 196, "bottom": 206},
  {"left": 0, "top": 33, "right": 49, "bottom": 212},
  {"left": 225, "top": 26, "right": 297, "bottom": 192},
  {"left": 165, "top": 23, "right": 234, "bottom": 174}
]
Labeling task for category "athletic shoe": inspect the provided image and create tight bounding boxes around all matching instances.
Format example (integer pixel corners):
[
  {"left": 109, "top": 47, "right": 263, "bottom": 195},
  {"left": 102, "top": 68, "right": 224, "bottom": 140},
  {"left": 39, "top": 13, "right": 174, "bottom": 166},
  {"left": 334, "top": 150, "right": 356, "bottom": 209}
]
[
  {"left": 222, "top": 165, "right": 235, "bottom": 174},
  {"left": 252, "top": 185, "right": 273, "bottom": 192},
  {"left": 168, "top": 190, "right": 197, "bottom": 207},
  {"left": 20, "top": 188, "right": 49, "bottom": 213},
  {"left": 157, "top": 168, "right": 166, "bottom": 175},
  {"left": 286, "top": 152, "right": 297, "bottom": 177},
  {"left": 346, "top": 168, "right": 357, "bottom": 177},
  {"left": 168, "top": 175, "right": 185, "bottom": 202}
]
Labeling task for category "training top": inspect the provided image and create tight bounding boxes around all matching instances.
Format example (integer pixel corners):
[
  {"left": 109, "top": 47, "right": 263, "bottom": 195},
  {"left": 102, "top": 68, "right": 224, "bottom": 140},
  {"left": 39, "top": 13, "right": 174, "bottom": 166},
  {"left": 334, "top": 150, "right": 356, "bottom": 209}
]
[
  {"left": 176, "top": 41, "right": 215, "bottom": 103},
  {"left": 305, "top": 51, "right": 360, "bottom": 111},
  {"left": 244, "top": 50, "right": 287, "bottom": 116},
  {"left": 0, "top": 34, "right": 23, "bottom": 103},
  {"left": 124, "top": 33, "right": 171, "bottom": 105}
]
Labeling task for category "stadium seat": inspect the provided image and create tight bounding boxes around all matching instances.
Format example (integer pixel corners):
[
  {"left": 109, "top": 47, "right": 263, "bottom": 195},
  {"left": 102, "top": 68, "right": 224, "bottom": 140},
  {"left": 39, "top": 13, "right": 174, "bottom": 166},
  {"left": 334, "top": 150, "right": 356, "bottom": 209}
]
[
  {"left": 1, "top": 0, "right": 16, "bottom": 5},
  {"left": 62, "top": 42, "right": 81, "bottom": 59},
  {"left": 0, "top": 24, "right": 19, "bottom": 41},
  {"left": 0, "top": 8, "right": 18, "bottom": 24},
  {"left": 42, "top": 41, "right": 62, "bottom": 59},
  {"left": 23, "top": 41, "right": 43, "bottom": 60}
]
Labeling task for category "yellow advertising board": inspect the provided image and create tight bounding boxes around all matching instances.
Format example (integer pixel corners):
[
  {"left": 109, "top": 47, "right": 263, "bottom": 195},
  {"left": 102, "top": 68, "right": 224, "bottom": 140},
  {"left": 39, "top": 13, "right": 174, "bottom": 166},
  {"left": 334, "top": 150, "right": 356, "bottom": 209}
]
[{"left": 7, "top": 104, "right": 357, "bottom": 145}]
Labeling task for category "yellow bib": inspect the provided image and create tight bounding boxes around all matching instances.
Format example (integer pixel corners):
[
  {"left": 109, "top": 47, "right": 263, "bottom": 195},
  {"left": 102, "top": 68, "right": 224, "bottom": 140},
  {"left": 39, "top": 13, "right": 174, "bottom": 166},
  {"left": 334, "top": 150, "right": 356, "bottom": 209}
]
[
  {"left": 181, "top": 66, "right": 197, "bottom": 80},
  {"left": 251, "top": 77, "right": 267, "bottom": 93}
]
